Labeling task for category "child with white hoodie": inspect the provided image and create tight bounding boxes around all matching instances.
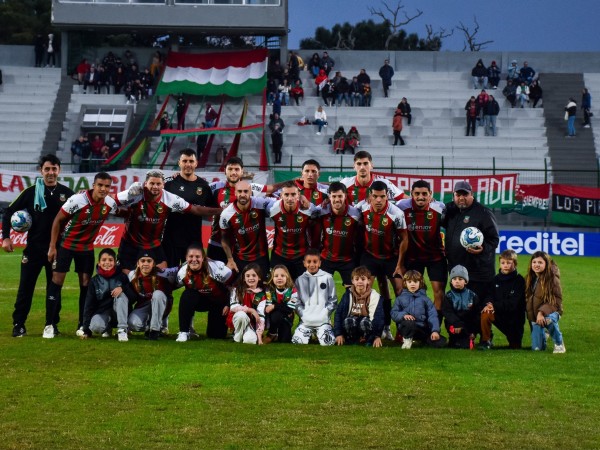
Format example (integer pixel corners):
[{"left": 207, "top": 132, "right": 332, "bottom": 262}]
[{"left": 291, "top": 249, "right": 337, "bottom": 346}]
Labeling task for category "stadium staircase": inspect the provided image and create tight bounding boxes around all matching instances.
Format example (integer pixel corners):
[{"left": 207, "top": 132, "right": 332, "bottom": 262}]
[
  {"left": 0, "top": 66, "right": 61, "bottom": 168},
  {"left": 42, "top": 75, "right": 76, "bottom": 155},
  {"left": 583, "top": 73, "right": 600, "bottom": 159},
  {"left": 541, "top": 73, "right": 597, "bottom": 187}
]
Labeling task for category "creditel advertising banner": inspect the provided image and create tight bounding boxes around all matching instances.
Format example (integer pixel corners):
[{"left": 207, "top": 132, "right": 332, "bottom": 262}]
[
  {"left": 551, "top": 184, "right": 600, "bottom": 227},
  {"left": 497, "top": 230, "right": 600, "bottom": 257}
]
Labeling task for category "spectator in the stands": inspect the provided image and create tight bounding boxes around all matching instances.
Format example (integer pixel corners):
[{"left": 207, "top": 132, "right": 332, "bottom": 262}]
[
  {"left": 107, "top": 136, "right": 121, "bottom": 157},
  {"left": 507, "top": 60, "right": 520, "bottom": 82},
  {"left": 269, "top": 113, "right": 285, "bottom": 164},
  {"left": 90, "top": 135, "right": 105, "bottom": 159},
  {"left": 336, "top": 75, "right": 351, "bottom": 107},
  {"left": 83, "top": 66, "right": 99, "bottom": 94},
  {"left": 268, "top": 58, "right": 284, "bottom": 87},
  {"left": 287, "top": 51, "right": 300, "bottom": 84},
  {"left": 516, "top": 81, "right": 530, "bottom": 108},
  {"left": 471, "top": 59, "right": 488, "bottom": 90},
  {"left": 71, "top": 135, "right": 91, "bottom": 172},
  {"left": 349, "top": 77, "right": 363, "bottom": 107},
  {"left": 205, "top": 103, "right": 218, "bottom": 128},
  {"left": 529, "top": 80, "right": 543, "bottom": 108},
  {"left": 75, "top": 59, "right": 90, "bottom": 85},
  {"left": 176, "top": 95, "right": 187, "bottom": 130},
  {"left": 333, "top": 126, "right": 347, "bottom": 154},
  {"left": 392, "top": 106, "right": 405, "bottom": 146},
  {"left": 278, "top": 79, "right": 291, "bottom": 106},
  {"left": 314, "top": 105, "right": 328, "bottom": 135},
  {"left": 102, "top": 52, "right": 117, "bottom": 83},
  {"left": 308, "top": 53, "right": 321, "bottom": 79},
  {"left": 476, "top": 89, "right": 489, "bottom": 125},
  {"left": 345, "top": 126, "right": 360, "bottom": 154},
  {"left": 196, "top": 123, "right": 208, "bottom": 160},
  {"left": 379, "top": 59, "right": 394, "bottom": 98},
  {"left": 321, "top": 79, "right": 336, "bottom": 108},
  {"left": 272, "top": 93, "right": 282, "bottom": 117},
  {"left": 519, "top": 61, "right": 536, "bottom": 85},
  {"left": 34, "top": 34, "right": 45, "bottom": 68},
  {"left": 487, "top": 61, "right": 501, "bottom": 89},
  {"left": 582, "top": 88, "right": 592, "bottom": 128},
  {"left": 465, "top": 96, "right": 479, "bottom": 137},
  {"left": 96, "top": 65, "right": 111, "bottom": 94},
  {"left": 113, "top": 66, "right": 126, "bottom": 95},
  {"left": 503, "top": 79, "right": 517, "bottom": 108},
  {"left": 315, "top": 69, "right": 328, "bottom": 96},
  {"left": 46, "top": 34, "right": 56, "bottom": 68},
  {"left": 483, "top": 95, "right": 500, "bottom": 137},
  {"left": 357, "top": 69, "right": 371, "bottom": 87},
  {"left": 149, "top": 51, "right": 163, "bottom": 79},
  {"left": 362, "top": 82, "right": 372, "bottom": 107},
  {"left": 290, "top": 80, "right": 304, "bottom": 106},
  {"left": 398, "top": 97, "right": 412, "bottom": 126},
  {"left": 320, "top": 51, "right": 335, "bottom": 76},
  {"left": 565, "top": 98, "right": 577, "bottom": 137}
]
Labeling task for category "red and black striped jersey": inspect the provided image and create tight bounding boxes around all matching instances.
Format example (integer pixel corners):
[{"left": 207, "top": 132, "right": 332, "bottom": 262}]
[
  {"left": 360, "top": 201, "right": 407, "bottom": 259},
  {"left": 340, "top": 174, "right": 406, "bottom": 205},
  {"left": 59, "top": 190, "right": 117, "bottom": 251},
  {"left": 127, "top": 267, "right": 178, "bottom": 308},
  {"left": 396, "top": 198, "right": 446, "bottom": 263},
  {"left": 219, "top": 197, "right": 272, "bottom": 261},
  {"left": 269, "top": 200, "right": 316, "bottom": 259},
  {"left": 314, "top": 204, "right": 362, "bottom": 263}
]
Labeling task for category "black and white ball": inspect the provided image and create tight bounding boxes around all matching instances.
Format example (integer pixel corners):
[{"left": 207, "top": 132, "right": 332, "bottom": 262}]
[{"left": 460, "top": 227, "right": 483, "bottom": 249}]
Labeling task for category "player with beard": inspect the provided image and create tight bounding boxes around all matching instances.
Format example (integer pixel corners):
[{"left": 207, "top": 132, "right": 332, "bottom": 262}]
[
  {"left": 2, "top": 154, "right": 74, "bottom": 338},
  {"left": 360, "top": 180, "right": 408, "bottom": 340},
  {"left": 219, "top": 181, "right": 273, "bottom": 277},
  {"left": 396, "top": 179, "right": 447, "bottom": 317},
  {"left": 46, "top": 172, "right": 117, "bottom": 338},
  {"left": 116, "top": 169, "right": 221, "bottom": 273},
  {"left": 163, "top": 148, "right": 216, "bottom": 267},
  {"left": 313, "top": 182, "right": 362, "bottom": 286}
]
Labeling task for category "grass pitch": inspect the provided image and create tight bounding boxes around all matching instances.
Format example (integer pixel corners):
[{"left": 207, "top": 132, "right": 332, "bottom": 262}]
[{"left": 1, "top": 250, "right": 600, "bottom": 449}]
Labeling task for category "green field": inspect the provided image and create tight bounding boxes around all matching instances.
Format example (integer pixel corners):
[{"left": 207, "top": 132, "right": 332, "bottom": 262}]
[{"left": 1, "top": 249, "right": 600, "bottom": 449}]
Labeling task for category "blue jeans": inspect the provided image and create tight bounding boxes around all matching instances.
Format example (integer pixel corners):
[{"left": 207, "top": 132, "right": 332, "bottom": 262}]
[
  {"left": 485, "top": 115, "right": 497, "bottom": 136},
  {"left": 518, "top": 93, "right": 528, "bottom": 107},
  {"left": 351, "top": 93, "right": 363, "bottom": 106},
  {"left": 337, "top": 93, "right": 350, "bottom": 106},
  {"left": 531, "top": 312, "right": 563, "bottom": 350},
  {"left": 567, "top": 116, "right": 576, "bottom": 136},
  {"left": 314, "top": 119, "right": 327, "bottom": 132},
  {"left": 473, "top": 76, "right": 488, "bottom": 89}
]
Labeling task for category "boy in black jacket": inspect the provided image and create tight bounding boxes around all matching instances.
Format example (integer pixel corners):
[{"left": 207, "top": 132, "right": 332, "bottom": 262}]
[
  {"left": 442, "top": 265, "right": 481, "bottom": 349},
  {"left": 80, "top": 249, "right": 135, "bottom": 342},
  {"left": 479, "top": 250, "right": 526, "bottom": 349}
]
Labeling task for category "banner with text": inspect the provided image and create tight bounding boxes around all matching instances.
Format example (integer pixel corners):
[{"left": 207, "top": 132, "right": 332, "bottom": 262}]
[
  {"left": 273, "top": 171, "right": 354, "bottom": 184},
  {"left": 0, "top": 169, "right": 268, "bottom": 204},
  {"left": 551, "top": 184, "right": 600, "bottom": 227},
  {"left": 501, "top": 183, "right": 550, "bottom": 217}
]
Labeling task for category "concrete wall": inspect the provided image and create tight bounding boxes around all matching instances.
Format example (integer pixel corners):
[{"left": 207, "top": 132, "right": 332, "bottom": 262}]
[{"left": 0, "top": 46, "right": 38, "bottom": 67}]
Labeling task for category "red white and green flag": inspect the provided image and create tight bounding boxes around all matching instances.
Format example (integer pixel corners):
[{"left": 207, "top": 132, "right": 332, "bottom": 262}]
[{"left": 157, "top": 49, "right": 268, "bottom": 97}]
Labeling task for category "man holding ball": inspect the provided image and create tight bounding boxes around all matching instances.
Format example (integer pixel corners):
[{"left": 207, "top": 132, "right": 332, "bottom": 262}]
[{"left": 442, "top": 181, "right": 499, "bottom": 304}]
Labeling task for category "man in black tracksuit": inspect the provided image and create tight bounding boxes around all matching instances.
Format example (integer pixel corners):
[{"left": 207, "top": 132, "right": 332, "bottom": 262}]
[
  {"left": 442, "top": 181, "right": 499, "bottom": 305},
  {"left": 1, "top": 155, "right": 74, "bottom": 337}
]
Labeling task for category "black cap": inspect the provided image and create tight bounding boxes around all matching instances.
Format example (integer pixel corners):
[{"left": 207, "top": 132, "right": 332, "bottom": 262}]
[
  {"left": 454, "top": 181, "right": 473, "bottom": 194},
  {"left": 137, "top": 249, "right": 155, "bottom": 261}
]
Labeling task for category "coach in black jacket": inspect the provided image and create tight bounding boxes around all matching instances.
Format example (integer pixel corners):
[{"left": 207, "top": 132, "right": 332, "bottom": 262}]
[{"left": 442, "top": 181, "right": 499, "bottom": 304}]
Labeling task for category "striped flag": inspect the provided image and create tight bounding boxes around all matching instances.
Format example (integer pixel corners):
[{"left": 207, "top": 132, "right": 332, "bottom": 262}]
[{"left": 156, "top": 49, "right": 268, "bottom": 97}]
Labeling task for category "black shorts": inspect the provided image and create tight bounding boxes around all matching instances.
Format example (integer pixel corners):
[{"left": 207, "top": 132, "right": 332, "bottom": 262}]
[
  {"left": 405, "top": 258, "right": 448, "bottom": 283},
  {"left": 118, "top": 240, "right": 167, "bottom": 271},
  {"left": 321, "top": 259, "right": 355, "bottom": 286},
  {"left": 360, "top": 252, "right": 398, "bottom": 280},
  {"left": 54, "top": 246, "right": 95, "bottom": 274},
  {"left": 206, "top": 243, "right": 227, "bottom": 263}
]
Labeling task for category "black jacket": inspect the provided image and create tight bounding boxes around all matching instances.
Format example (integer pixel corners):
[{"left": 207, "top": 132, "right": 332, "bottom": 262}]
[{"left": 442, "top": 200, "right": 499, "bottom": 282}]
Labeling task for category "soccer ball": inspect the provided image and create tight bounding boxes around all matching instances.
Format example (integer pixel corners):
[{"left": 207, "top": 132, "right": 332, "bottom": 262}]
[
  {"left": 11, "top": 210, "right": 33, "bottom": 233},
  {"left": 460, "top": 227, "right": 483, "bottom": 249}
]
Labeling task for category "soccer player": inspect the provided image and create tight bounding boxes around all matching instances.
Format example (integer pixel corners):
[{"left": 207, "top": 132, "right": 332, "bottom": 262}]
[
  {"left": 45, "top": 172, "right": 117, "bottom": 338},
  {"left": 116, "top": 169, "right": 220, "bottom": 272},
  {"left": 396, "top": 180, "right": 447, "bottom": 314},
  {"left": 220, "top": 181, "right": 272, "bottom": 277},
  {"left": 207, "top": 157, "right": 271, "bottom": 263},
  {"left": 2, "top": 154, "right": 74, "bottom": 338},
  {"left": 294, "top": 159, "right": 329, "bottom": 206},
  {"left": 163, "top": 148, "right": 216, "bottom": 267},
  {"left": 269, "top": 180, "right": 316, "bottom": 280},
  {"left": 313, "top": 182, "right": 362, "bottom": 286},
  {"left": 340, "top": 150, "right": 406, "bottom": 205},
  {"left": 359, "top": 180, "right": 408, "bottom": 340}
]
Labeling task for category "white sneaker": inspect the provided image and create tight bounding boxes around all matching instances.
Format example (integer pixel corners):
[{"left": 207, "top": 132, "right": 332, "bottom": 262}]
[
  {"left": 553, "top": 343, "right": 566, "bottom": 354},
  {"left": 381, "top": 326, "right": 394, "bottom": 341},
  {"left": 584, "top": 124, "right": 591, "bottom": 128},
  {"left": 117, "top": 328, "right": 128, "bottom": 342},
  {"left": 176, "top": 332, "right": 190, "bottom": 342},
  {"left": 316, "top": 131, "right": 321, "bottom": 135},
  {"left": 101, "top": 330, "right": 111, "bottom": 338},
  {"left": 42, "top": 325, "right": 55, "bottom": 339},
  {"left": 160, "top": 327, "right": 169, "bottom": 336},
  {"left": 75, "top": 327, "right": 85, "bottom": 337},
  {"left": 401, "top": 337, "right": 413, "bottom": 349}
]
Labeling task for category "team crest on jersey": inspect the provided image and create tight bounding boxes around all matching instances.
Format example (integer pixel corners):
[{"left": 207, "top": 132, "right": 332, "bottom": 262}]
[
  {"left": 101, "top": 205, "right": 107, "bottom": 214},
  {"left": 426, "top": 211, "right": 433, "bottom": 220},
  {"left": 463, "top": 216, "right": 470, "bottom": 224},
  {"left": 21, "top": 255, "right": 28, "bottom": 264},
  {"left": 179, "top": 186, "right": 185, "bottom": 191},
  {"left": 250, "top": 211, "right": 258, "bottom": 218},
  {"left": 234, "top": 218, "right": 240, "bottom": 224},
  {"left": 59, "top": 194, "right": 66, "bottom": 202},
  {"left": 156, "top": 204, "right": 164, "bottom": 214},
  {"left": 297, "top": 216, "right": 304, "bottom": 223},
  {"left": 312, "top": 192, "right": 319, "bottom": 199},
  {"left": 381, "top": 217, "right": 389, "bottom": 226},
  {"left": 196, "top": 187, "right": 203, "bottom": 195},
  {"left": 344, "top": 218, "right": 352, "bottom": 226}
]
